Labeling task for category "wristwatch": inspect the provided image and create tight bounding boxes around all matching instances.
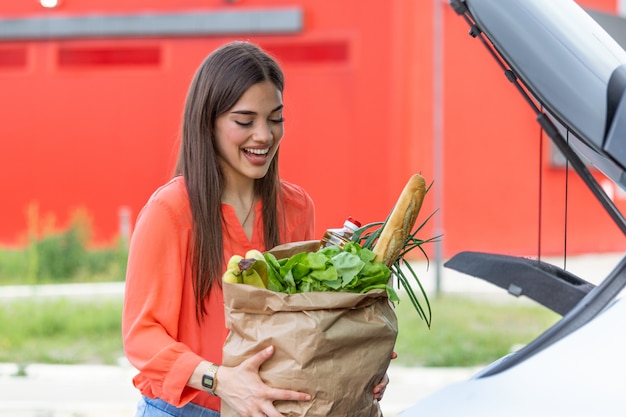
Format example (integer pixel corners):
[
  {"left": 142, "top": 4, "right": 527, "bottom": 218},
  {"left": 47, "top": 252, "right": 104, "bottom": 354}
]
[{"left": 201, "top": 363, "right": 220, "bottom": 395}]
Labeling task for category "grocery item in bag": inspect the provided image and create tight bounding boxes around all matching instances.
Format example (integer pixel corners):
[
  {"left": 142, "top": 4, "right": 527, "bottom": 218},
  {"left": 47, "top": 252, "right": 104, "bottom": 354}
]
[{"left": 221, "top": 241, "right": 398, "bottom": 417}]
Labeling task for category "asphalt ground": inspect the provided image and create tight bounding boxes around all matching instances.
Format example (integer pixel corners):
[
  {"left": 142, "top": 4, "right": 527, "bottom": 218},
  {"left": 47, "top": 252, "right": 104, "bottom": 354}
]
[{"left": 0, "top": 252, "right": 622, "bottom": 417}]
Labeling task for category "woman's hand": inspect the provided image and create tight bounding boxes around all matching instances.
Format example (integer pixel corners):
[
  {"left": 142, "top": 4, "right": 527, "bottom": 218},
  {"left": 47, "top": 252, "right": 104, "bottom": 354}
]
[
  {"left": 372, "top": 351, "right": 398, "bottom": 401},
  {"left": 216, "top": 345, "right": 311, "bottom": 417}
]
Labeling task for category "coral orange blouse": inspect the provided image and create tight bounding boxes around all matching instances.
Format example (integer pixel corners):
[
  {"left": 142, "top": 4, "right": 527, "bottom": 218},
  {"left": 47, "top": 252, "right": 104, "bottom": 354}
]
[{"left": 122, "top": 176, "right": 315, "bottom": 411}]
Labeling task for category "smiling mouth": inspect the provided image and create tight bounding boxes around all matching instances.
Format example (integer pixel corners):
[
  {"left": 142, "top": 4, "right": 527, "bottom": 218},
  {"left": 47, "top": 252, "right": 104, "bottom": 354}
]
[{"left": 243, "top": 148, "right": 269, "bottom": 156}]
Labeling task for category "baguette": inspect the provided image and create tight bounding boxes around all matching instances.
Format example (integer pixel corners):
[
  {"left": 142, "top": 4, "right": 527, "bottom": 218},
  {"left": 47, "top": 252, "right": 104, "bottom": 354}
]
[{"left": 373, "top": 174, "right": 426, "bottom": 267}]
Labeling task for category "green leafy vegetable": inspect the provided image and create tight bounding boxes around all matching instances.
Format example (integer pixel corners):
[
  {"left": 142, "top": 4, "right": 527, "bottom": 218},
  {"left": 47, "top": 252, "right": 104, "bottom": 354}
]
[
  {"left": 260, "top": 180, "right": 439, "bottom": 329},
  {"left": 263, "top": 241, "right": 397, "bottom": 300}
]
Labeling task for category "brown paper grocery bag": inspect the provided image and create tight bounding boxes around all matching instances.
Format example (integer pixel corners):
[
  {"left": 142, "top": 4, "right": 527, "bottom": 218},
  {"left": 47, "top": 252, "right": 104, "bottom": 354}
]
[{"left": 221, "top": 241, "right": 398, "bottom": 417}]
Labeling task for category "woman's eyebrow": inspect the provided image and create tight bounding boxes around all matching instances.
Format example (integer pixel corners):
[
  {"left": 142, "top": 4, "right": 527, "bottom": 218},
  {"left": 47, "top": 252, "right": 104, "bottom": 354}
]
[{"left": 231, "top": 104, "right": 283, "bottom": 116}]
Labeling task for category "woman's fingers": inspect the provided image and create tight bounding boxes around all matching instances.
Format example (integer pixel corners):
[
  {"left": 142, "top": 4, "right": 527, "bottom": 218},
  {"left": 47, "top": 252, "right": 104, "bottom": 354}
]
[
  {"left": 373, "top": 372, "right": 390, "bottom": 401},
  {"left": 223, "top": 345, "right": 311, "bottom": 417},
  {"left": 244, "top": 346, "right": 311, "bottom": 401},
  {"left": 268, "top": 386, "right": 312, "bottom": 402},
  {"left": 260, "top": 388, "right": 312, "bottom": 417},
  {"left": 244, "top": 345, "right": 275, "bottom": 371}
]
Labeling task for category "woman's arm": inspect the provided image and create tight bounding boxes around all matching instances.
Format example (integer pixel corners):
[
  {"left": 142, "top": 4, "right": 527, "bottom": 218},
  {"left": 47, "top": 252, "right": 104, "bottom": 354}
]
[{"left": 123, "top": 191, "right": 203, "bottom": 406}]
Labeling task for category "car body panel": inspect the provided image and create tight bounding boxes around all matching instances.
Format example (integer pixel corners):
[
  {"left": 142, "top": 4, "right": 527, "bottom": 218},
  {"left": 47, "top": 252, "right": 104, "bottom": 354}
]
[{"left": 400, "top": 296, "right": 626, "bottom": 416}]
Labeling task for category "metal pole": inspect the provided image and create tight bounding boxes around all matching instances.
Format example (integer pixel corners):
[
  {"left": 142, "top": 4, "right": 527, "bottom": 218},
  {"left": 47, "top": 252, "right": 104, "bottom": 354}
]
[{"left": 433, "top": 0, "right": 444, "bottom": 296}]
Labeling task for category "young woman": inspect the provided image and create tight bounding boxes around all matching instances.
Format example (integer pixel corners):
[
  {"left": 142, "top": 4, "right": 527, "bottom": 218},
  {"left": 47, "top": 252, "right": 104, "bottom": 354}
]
[{"left": 122, "top": 41, "right": 390, "bottom": 417}]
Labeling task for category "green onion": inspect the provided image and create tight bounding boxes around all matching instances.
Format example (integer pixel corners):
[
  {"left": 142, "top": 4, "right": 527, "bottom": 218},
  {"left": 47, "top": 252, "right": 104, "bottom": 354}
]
[{"left": 352, "top": 182, "right": 440, "bottom": 328}]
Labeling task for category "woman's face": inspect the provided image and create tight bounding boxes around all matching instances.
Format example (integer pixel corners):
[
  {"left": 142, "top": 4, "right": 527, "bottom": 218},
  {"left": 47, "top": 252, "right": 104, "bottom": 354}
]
[{"left": 214, "top": 80, "right": 284, "bottom": 185}]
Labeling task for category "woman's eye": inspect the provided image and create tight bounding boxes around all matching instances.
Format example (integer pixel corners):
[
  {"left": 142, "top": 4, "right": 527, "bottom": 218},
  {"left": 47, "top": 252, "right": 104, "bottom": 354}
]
[{"left": 234, "top": 116, "right": 283, "bottom": 127}]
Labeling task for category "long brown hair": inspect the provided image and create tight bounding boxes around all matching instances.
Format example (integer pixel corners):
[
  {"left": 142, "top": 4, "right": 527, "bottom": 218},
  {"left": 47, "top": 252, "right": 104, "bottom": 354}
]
[{"left": 175, "top": 41, "right": 283, "bottom": 317}]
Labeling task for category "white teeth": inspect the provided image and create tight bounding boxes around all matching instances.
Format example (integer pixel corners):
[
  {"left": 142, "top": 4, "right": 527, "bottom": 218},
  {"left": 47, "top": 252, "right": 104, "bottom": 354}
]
[{"left": 244, "top": 148, "right": 269, "bottom": 155}]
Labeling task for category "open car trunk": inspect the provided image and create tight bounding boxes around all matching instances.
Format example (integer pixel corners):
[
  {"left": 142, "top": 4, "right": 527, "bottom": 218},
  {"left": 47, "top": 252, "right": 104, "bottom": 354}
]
[{"left": 401, "top": 0, "right": 626, "bottom": 415}]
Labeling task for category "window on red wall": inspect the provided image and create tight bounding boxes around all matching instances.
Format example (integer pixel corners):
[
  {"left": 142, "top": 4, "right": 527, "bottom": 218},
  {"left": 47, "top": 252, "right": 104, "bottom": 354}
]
[
  {"left": 0, "top": 47, "right": 27, "bottom": 69},
  {"left": 57, "top": 45, "right": 161, "bottom": 68}
]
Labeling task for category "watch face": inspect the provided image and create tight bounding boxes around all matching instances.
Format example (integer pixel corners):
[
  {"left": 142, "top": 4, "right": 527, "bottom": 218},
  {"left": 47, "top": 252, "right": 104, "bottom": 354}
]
[{"left": 202, "top": 374, "right": 215, "bottom": 390}]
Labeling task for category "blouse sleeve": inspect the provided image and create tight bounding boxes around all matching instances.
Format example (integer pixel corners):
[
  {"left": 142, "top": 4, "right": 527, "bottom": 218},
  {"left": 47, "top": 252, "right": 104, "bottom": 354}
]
[{"left": 122, "top": 195, "right": 202, "bottom": 406}]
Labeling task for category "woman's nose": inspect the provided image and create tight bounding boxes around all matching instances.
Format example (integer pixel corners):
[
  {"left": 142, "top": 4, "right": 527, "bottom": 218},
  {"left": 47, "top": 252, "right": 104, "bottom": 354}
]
[{"left": 253, "top": 122, "right": 273, "bottom": 142}]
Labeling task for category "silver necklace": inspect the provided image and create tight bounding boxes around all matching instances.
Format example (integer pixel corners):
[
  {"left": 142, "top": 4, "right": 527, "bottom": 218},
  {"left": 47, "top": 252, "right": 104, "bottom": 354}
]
[{"left": 241, "top": 199, "right": 256, "bottom": 227}]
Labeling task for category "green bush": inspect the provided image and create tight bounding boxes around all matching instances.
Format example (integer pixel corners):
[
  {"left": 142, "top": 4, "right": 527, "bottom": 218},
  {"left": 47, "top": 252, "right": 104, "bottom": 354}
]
[
  {"left": 82, "top": 239, "right": 129, "bottom": 282},
  {"left": 0, "top": 249, "right": 29, "bottom": 282},
  {"left": 0, "top": 210, "right": 128, "bottom": 285},
  {"left": 34, "top": 224, "right": 87, "bottom": 281}
]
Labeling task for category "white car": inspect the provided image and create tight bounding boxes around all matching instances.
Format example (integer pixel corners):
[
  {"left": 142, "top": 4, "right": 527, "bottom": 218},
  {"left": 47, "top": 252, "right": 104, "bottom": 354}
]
[{"left": 401, "top": 0, "right": 626, "bottom": 415}]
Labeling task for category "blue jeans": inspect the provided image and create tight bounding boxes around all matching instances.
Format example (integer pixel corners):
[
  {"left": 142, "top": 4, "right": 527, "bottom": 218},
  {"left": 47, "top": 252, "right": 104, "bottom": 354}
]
[{"left": 136, "top": 396, "right": 220, "bottom": 417}]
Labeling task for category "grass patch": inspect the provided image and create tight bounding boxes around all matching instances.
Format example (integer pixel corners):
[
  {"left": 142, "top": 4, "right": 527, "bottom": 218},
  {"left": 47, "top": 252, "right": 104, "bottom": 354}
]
[
  {"left": 0, "top": 298, "right": 124, "bottom": 365},
  {"left": 0, "top": 248, "right": 29, "bottom": 283},
  {"left": 0, "top": 294, "right": 560, "bottom": 368},
  {"left": 393, "top": 293, "right": 560, "bottom": 367}
]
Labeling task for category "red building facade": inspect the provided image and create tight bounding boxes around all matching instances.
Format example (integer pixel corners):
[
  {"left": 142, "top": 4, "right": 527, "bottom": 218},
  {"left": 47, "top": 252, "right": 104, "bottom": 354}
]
[{"left": 0, "top": 0, "right": 624, "bottom": 259}]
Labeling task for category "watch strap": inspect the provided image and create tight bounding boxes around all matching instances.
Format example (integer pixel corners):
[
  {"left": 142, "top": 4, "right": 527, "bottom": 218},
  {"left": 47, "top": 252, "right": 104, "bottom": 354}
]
[{"left": 201, "top": 363, "right": 219, "bottom": 395}]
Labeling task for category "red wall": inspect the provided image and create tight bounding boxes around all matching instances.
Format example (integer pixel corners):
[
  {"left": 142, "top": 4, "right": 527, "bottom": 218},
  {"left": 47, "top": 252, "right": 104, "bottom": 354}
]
[
  {"left": 441, "top": 0, "right": 626, "bottom": 257},
  {"left": 0, "top": 0, "right": 625, "bottom": 260}
]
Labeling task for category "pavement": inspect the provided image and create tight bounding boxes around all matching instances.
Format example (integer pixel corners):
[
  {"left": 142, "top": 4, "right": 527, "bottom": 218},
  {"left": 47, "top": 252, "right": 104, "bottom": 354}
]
[
  {"left": 0, "top": 361, "right": 480, "bottom": 417},
  {"left": 0, "top": 252, "right": 623, "bottom": 417}
]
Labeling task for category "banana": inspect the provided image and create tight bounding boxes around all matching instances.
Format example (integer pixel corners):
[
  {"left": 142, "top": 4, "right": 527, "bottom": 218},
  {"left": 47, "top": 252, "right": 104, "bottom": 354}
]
[
  {"left": 244, "top": 249, "right": 268, "bottom": 288},
  {"left": 222, "top": 269, "right": 242, "bottom": 284},
  {"left": 227, "top": 254, "right": 244, "bottom": 271},
  {"left": 238, "top": 257, "right": 268, "bottom": 288},
  {"left": 223, "top": 254, "right": 244, "bottom": 284},
  {"left": 222, "top": 251, "right": 268, "bottom": 288},
  {"left": 245, "top": 249, "right": 264, "bottom": 262}
]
